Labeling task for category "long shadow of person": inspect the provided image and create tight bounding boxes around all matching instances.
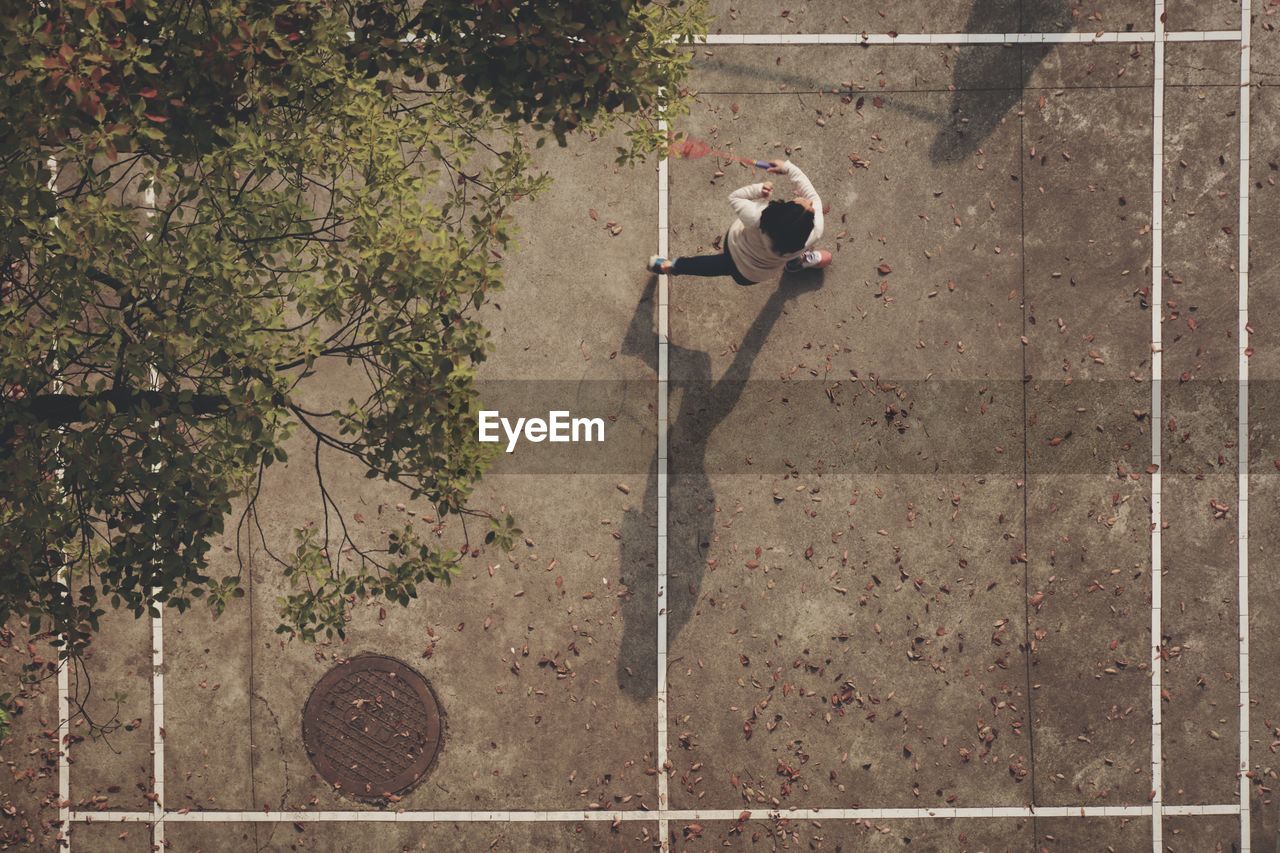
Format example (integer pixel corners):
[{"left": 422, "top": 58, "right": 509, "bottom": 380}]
[
  {"left": 929, "top": 0, "right": 1072, "bottom": 162},
  {"left": 680, "top": 0, "right": 1071, "bottom": 165},
  {"left": 615, "top": 271, "right": 824, "bottom": 700}
]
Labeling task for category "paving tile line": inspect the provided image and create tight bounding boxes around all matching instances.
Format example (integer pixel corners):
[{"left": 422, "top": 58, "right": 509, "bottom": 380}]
[
  {"left": 1236, "top": 0, "right": 1252, "bottom": 849},
  {"left": 45, "top": 155, "right": 73, "bottom": 850},
  {"left": 656, "top": 89, "right": 671, "bottom": 852},
  {"left": 54, "top": 179, "right": 167, "bottom": 853},
  {"left": 56, "top": 637, "right": 69, "bottom": 848},
  {"left": 142, "top": 182, "right": 167, "bottom": 853},
  {"left": 66, "top": 803, "right": 1242, "bottom": 824},
  {"left": 1149, "top": 3, "right": 1164, "bottom": 851},
  {"left": 694, "top": 31, "right": 1240, "bottom": 45},
  {"left": 150, "top": 568, "right": 165, "bottom": 845}
]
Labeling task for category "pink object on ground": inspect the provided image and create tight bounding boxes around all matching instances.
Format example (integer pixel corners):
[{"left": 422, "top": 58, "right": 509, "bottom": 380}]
[{"left": 668, "top": 135, "right": 766, "bottom": 168}]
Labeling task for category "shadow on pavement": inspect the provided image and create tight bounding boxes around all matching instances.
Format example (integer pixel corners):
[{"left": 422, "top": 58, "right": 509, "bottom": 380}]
[
  {"left": 615, "top": 270, "right": 824, "bottom": 700},
  {"left": 929, "top": 0, "right": 1072, "bottom": 161},
  {"left": 684, "top": 0, "right": 1073, "bottom": 165}
]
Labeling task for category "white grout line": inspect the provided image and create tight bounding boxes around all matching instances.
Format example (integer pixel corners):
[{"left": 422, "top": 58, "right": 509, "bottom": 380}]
[
  {"left": 45, "top": 156, "right": 71, "bottom": 853},
  {"left": 57, "top": 656, "right": 69, "bottom": 851},
  {"left": 1164, "top": 803, "right": 1247, "bottom": 816},
  {"left": 1237, "top": 0, "right": 1252, "bottom": 848},
  {"left": 692, "top": 30, "right": 1240, "bottom": 45},
  {"left": 142, "top": 184, "right": 167, "bottom": 850},
  {"left": 656, "top": 92, "right": 671, "bottom": 853},
  {"left": 68, "top": 803, "right": 1243, "bottom": 824},
  {"left": 152, "top": 606, "right": 165, "bottom": 847},
  {"left": 1150, "top": 5, "right": 1165, "bottom": 851},
  {"left": 1169, "top": 30, "right": 1248, "bottom": 42},
  {"left": 70, "top": 812, "right": 155, "bottom": 822}
]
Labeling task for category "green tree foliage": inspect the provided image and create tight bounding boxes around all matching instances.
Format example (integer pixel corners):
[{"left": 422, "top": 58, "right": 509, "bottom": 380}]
[{"left": 0, "top": 0, "right": 702, "bottom": 655}]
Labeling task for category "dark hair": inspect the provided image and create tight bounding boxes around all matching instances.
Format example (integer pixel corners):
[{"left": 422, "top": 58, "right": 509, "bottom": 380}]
[{"left": 759, "top": 200, "right": 815, "bottom": 255}]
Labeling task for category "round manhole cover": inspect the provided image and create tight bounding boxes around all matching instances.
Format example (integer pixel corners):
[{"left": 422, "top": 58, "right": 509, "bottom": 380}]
[{"left": 302, "top": 654, "right": 443, "bottom": 801}]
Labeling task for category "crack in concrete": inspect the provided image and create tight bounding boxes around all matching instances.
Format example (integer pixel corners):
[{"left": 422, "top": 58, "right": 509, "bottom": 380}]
[{"left": 250, "top": 690, "right": 290, "bottom": 853}]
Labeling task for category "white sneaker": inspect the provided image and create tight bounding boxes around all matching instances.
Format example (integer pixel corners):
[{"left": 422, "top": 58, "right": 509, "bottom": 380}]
[{"left": 786, "top": 249, "right": 832, "bottom": 271}]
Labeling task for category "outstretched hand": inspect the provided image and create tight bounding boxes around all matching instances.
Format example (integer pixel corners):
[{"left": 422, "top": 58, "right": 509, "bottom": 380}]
[{"left": 766, "top": 159, "right": 787, "bottom": 174}]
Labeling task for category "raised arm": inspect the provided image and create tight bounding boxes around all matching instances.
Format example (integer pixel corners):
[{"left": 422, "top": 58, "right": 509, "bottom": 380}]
[
  {"left": 729, "top": 182, "right": 770, "bottom": 227},
  {"left": 780, "top": 161, "right": 823, "bottom": 243}
]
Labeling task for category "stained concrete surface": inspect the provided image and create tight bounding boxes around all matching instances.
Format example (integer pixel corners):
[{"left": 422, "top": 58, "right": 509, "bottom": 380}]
[
  {"left": 1158, "top": 80, "right": 1241, "bottom": 806},
  {"left": 240, "top": 135, "right": 662, "bottom": 814},
  {"left": 6, "top": 3, "right": 1273, "bottom": 851}
]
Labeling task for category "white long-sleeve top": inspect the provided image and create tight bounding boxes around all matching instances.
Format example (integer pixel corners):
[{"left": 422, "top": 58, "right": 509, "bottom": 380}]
[{"left": 726, "top": 160, "right": 824, "bottom": 283}]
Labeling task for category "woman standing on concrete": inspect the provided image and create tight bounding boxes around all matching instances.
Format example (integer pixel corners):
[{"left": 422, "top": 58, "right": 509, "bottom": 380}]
[{"left": 648, "top": 158, "right": 831, "bottom": 284}]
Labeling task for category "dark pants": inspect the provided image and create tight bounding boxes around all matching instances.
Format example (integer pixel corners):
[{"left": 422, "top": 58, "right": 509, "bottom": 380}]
[{"left": 671, "top": 233, "right": 754, "bottom": 286}]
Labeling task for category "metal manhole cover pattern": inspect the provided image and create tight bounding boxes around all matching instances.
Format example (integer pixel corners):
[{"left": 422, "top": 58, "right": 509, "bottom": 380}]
[{"left": 302, "top": 655, "right": 443, "bottom": 800}]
